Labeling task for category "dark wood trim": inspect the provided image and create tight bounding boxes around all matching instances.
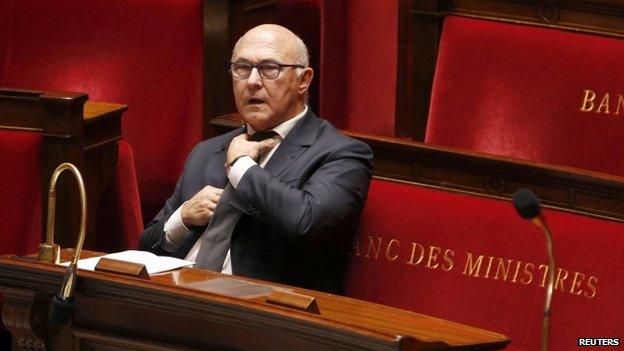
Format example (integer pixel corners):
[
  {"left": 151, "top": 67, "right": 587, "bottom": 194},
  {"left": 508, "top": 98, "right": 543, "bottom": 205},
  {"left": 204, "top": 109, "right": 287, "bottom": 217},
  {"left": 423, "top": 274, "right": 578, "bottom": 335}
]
[
  {"left": 0, "top": 88, "right": 125, "bottom": 250},
  {"left": 203, "top": 0, "right": 233, "bottom": 139},
  {"left": 395, "top": 0, "right": 443, "bottom": 140},
  {"left": 397, "top": 0, "right": 624, "bottom": 140},
  {"left": 347, "top": 131, "right": 624, "bottom": 222}
]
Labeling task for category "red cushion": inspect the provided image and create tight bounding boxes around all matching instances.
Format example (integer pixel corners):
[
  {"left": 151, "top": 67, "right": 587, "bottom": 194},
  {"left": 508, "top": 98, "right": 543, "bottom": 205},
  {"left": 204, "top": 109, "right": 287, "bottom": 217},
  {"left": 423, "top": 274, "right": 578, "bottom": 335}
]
[
  {"left": 95, "top": 140, "right": 143, "bottom": 251},
  {"left": 0, "top": 130, "right": 42, "bottom": 255},
  {"left": 115, "top": 140, "right": 143, "bottom": 248},
  {"left": 426, "top": 16, "right": 624, "bottom": 176},
  {"left": 346, "top": 179, "right": 624, "bottom": 350}
]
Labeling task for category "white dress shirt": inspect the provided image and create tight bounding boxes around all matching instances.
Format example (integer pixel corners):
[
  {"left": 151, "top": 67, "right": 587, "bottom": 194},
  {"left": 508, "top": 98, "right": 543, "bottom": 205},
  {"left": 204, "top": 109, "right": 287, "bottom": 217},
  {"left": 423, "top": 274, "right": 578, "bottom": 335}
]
[{"left": 163, "top": 105, "right": 309, "bottom": 274}]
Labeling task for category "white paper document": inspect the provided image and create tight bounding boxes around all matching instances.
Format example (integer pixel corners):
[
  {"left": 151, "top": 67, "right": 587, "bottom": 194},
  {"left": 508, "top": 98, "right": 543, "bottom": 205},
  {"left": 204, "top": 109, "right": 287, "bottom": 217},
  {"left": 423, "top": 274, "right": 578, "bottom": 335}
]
[{"left": 61, "top": 250, "right": 194, "bottom": 274}]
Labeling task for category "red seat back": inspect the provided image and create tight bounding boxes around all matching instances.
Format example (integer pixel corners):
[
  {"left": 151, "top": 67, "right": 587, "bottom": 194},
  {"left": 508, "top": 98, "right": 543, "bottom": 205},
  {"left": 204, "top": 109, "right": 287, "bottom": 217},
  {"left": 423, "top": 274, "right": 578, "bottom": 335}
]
[
  {"left": 0, "top": 130, "right": 42, "bottom": 255},
  {"left": 346, "top": 178, "right": 624, "bottom": 350},
  {"left": 425, "top": 16, "right": 624, "bottom": 176},
  {"left": 95, "top": 139, "right": 143, "bottom": 251}
]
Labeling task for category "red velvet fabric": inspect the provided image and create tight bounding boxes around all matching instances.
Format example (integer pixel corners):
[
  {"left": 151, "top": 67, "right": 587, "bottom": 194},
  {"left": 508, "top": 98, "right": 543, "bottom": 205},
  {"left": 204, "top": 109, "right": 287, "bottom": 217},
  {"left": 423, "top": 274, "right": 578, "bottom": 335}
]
[
  {"left": 0, "top": 130, "right": 42, "bottom": 256},
  {"left": 95, "top": 140, "right": 143, "bottom": 251},
  {"left": 426, "top": 16, "right": 624, "bottom": 177},
  {"left": 0, "top": 0, "right": 203, "bottom": 223},
  {"left": 115, "top": 140, "right": 143, "bottom": 249},
  {"left": 320, "top": 0, "right": 397, "bottom": 135},
  {"left": 346, "top": 179, "right": 624, "bottom": 350},
  {"left": 0, "top": 1, "right": 9, "bottom": 77}
]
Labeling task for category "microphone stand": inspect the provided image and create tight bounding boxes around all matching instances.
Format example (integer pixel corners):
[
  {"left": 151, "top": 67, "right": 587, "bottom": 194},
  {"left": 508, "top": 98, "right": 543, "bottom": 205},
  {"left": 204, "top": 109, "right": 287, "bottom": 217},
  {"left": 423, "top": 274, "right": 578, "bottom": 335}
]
[
  {"left": 42, "top": 163, "right": 88, "bottom": 325},
  {"left": 532, "top": 215, "right": 555, "bottom": 351}
]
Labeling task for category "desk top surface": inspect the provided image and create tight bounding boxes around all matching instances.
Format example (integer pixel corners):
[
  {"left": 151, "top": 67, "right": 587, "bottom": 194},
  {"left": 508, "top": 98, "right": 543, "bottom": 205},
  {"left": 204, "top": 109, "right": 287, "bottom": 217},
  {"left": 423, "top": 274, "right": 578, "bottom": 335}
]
[{"left": 0, "top": 250, "right": 510, "bottom": 351}]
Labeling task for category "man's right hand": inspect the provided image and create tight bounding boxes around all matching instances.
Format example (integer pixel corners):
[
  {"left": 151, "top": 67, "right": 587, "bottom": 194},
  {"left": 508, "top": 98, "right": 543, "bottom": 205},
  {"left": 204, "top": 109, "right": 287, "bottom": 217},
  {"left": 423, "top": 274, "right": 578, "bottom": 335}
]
[{"left": 180, "top": 185, "right": 224, "bottom": 227}]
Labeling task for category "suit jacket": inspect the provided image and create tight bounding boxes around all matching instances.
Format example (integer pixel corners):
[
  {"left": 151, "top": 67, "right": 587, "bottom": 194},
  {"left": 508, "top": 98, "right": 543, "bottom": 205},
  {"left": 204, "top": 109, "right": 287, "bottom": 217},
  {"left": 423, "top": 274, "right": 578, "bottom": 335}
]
[{"left": 139, "top": 110, "right": 373, "bottom": 293}]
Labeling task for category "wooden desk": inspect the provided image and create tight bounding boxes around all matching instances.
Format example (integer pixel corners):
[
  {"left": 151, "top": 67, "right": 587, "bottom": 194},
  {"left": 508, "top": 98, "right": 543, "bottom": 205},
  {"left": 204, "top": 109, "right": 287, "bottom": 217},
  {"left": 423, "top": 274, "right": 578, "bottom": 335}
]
[{"left": 0, "top": 250, "right": 509, "bottom": 351}]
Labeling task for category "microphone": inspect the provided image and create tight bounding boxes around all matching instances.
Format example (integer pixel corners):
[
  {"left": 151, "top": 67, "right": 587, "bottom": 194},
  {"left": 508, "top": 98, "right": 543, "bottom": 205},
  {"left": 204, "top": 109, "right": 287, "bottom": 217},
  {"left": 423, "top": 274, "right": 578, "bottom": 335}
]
[
  {"left": 513, "top": 189, "right": 555, "bottom": 351},
  {"left": 45, "top": 163, "right": 88, "bottom": 325}
]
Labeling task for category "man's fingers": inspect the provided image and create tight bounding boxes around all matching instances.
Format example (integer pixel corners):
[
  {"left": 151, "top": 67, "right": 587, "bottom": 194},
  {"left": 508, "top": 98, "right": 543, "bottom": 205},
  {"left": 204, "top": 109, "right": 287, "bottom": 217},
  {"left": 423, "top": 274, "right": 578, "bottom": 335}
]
[
  {"left": 257, "top": 137, "right": 279, "bottom": 150},
  {"left": 208, "top": 193, "right": 220, "bottom": 204}
]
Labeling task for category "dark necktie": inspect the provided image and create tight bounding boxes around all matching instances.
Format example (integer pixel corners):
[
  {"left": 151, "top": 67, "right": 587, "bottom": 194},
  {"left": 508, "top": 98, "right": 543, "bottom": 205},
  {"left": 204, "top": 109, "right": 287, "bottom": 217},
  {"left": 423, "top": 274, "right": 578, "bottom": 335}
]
[
  {"left": 193, "top": 130, "right": 278, "bottom": 271},
  {"left": 250, "top": 130, "right": 278, "bottom": 142}
]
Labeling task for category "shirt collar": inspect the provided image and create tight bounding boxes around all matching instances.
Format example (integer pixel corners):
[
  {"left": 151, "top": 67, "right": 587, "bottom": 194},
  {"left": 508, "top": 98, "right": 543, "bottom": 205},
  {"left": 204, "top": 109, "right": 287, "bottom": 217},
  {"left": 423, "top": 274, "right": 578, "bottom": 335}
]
[{"left": 246, "top": 105, "right": 308, "bottom": 139}]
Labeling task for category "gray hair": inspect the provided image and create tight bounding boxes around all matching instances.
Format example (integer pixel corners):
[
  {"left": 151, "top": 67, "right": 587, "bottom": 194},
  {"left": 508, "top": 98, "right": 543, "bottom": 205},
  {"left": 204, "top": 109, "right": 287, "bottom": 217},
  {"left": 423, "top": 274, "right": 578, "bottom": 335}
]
[{"left": 294, "top": 35, "right": 310, "bottom": 70}]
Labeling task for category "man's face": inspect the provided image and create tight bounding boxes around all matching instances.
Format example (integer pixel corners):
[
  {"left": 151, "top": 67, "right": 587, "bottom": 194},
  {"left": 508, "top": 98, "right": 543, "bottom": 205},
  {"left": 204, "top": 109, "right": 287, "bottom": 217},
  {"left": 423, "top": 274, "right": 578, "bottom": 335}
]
[{"left": 231, "top": 29, "right": 309, "bottom": 131}]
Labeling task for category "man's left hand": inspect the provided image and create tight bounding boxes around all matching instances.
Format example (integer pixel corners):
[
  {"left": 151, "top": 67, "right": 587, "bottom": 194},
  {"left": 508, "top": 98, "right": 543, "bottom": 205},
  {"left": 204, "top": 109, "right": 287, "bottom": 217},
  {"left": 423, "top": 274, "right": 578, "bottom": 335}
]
[{"left": 226, "top": 134, "right": 278, "bottom": 166}]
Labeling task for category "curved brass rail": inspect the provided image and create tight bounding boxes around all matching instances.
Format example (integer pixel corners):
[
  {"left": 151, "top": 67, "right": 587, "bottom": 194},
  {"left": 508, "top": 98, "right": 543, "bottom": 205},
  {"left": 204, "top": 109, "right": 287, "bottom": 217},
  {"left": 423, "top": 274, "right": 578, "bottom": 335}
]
[{"left": 38, "top": 163, "right": 87, "bottom": 265}]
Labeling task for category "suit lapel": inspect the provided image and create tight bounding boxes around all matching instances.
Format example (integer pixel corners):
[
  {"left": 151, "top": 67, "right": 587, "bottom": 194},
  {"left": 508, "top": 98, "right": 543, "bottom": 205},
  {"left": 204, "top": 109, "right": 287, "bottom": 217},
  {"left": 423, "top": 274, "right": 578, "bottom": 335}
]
[{"left": 264, "top": 110, "right": 320, "bottom": 177}]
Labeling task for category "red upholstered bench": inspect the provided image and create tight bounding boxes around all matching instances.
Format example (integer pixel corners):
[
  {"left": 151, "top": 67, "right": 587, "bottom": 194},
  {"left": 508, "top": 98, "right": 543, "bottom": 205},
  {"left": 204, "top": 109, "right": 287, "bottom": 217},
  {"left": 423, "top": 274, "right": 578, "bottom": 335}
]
[
  {"left": 346, "top": 178, "right": 624, "bottom": 350},
  {"left": 94, "top": 139, "right": 144, "bottom": 251},
  {"left": 425, "top": 15, "right": 624, "bottom": 177},
  {"left": 0, "top": 129, "right": 42, "bottom": 256}
]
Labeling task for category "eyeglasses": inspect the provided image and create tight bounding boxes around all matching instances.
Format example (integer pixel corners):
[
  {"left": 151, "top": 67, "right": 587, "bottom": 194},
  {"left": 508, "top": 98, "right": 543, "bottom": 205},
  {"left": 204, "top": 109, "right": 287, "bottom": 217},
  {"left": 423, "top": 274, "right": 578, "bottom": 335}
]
[{"left": 230, "top": 62, "right": 305, "bottom": 80}]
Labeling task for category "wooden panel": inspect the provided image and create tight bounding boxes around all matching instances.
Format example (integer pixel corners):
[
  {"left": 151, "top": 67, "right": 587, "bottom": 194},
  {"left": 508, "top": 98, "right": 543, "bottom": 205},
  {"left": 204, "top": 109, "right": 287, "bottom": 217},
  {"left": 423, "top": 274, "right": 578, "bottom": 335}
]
[
  {"left": 347, "top": 131, "right": 624, "bottom": 222},
  {"left": 203, "top": 0, "right": 233, "bottom": 140},
  {"left": 0, "top": 88, "right": 125, "bottom": 250},
  {"left": 0, "top": 251, "right": 509, "bottom": 351}
]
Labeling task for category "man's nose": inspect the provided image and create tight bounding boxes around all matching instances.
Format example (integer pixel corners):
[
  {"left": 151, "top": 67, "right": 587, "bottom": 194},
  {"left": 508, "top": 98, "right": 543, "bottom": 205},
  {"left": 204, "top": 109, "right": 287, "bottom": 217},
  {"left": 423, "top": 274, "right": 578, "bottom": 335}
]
[{"left": 247, "top": 67, "right": 263, "bottom": 87}]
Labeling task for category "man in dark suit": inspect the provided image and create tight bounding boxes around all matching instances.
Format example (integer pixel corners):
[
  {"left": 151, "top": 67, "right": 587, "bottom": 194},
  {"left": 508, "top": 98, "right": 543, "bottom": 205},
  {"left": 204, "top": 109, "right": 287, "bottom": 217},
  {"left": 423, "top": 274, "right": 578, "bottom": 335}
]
[{"left": 139, "top": 24, "right": 372, "bottom": 294}]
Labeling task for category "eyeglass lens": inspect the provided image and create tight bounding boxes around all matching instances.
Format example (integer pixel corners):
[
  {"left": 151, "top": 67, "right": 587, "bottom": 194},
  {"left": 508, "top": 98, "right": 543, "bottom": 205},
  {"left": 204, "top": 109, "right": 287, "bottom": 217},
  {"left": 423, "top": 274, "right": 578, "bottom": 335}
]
[{"left": 231, "top": 63, "right": 280, "bottom": 79}]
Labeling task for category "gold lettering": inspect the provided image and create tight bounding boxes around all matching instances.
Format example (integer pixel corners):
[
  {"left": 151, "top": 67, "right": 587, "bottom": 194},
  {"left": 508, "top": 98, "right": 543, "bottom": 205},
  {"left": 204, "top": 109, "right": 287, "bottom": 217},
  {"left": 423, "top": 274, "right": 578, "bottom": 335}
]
[
  {"left": 426, "top": 246, "right": 441, "bottom": 269},
  {"left": 442, "top": 249, "right": 454, "bottom": 271},
  {"left": 579, "top": 89, "right": 596, "bottom": 112},
  {"left": 494, "top": 258, "right": 513, "bottom": 281},
  {"left": 616, "top": 94, "right": 624, "bottom": 115},
  {"left": 351, "top": 238, "right": 361, "bottom": 256},
  {"left": 521, "top": 262, "right": 534, "bottom": 285},
  {"left": 555, "top": 267, "right": 569, "bottom": 292},
  {"left": 406, "top": 242, "right": 425, "bottom": 265},
  {"left": 569, "top": 271, "right": 585, "bottom": 296},
  {"left": 511, "top": 260, "right": 522, "bottom": 283},
  {"left": 385, "top": 239, "right": 400, "bottom": 262},
  {"left": 538, "top": 264, "right": 549, "bottom": 287},
  {"left": 596, "top": 93, "right": 610, "bottom": 114},
  {"left": 483, "top": 256, "right": 495, "bottom": 279},
  {"left": 364, "top": 236, "right": 382, "bottom": 259},
  {"left": 463, "top": 252, "right": 484, "bottom": 277},
  {"left": 585, "top": 276, "right": 598, "bottom": 299}
]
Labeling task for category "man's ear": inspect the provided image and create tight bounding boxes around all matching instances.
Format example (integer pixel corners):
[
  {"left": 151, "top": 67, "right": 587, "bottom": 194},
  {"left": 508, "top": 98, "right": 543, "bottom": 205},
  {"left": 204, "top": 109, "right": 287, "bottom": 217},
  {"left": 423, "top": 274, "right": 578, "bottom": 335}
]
[{"left": 298, "top": 67, "right": 314, "bottom": 95}]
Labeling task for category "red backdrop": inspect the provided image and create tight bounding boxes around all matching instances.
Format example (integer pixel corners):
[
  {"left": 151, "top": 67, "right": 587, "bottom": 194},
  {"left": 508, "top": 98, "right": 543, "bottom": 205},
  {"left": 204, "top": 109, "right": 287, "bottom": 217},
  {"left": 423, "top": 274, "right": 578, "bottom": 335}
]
[{"left": 0, "top": 0, "right": 203, "bottom": 224}]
